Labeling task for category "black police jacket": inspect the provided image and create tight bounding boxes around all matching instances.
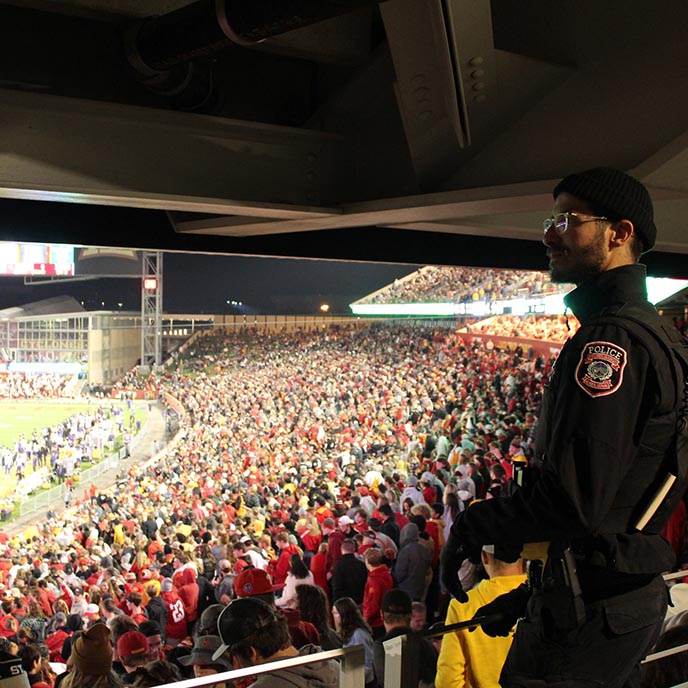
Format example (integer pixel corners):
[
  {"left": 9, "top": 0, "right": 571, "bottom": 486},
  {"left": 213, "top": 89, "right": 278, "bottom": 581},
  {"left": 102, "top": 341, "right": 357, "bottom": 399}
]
[{"left": 455, "top": 264, "right": 685, "bottom": 580}]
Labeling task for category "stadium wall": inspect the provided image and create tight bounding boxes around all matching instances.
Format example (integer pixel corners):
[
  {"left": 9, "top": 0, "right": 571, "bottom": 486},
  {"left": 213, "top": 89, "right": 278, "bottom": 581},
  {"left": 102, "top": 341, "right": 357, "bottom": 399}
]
[{"left": 211, "top": 314, "right": 374, "bottom": 331}]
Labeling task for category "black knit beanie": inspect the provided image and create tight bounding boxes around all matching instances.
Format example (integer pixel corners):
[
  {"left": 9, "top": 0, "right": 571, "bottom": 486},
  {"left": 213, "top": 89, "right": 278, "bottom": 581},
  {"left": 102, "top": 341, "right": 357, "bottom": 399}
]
[{"left": 553, "top": 167, "right": 656, "bottom": 253}]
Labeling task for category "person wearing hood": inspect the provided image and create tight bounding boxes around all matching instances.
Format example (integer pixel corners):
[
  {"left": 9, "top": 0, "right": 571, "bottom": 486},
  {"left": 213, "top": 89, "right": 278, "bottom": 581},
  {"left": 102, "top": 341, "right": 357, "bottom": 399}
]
[
  {"left": 52, "top": 613, "right": 84, "bottom": 664},
  {"left": 214, "top": 598, "right": 339, "bottom": 688},
  {"left": 394, "top": 523, "right": 431, "bottom": 602},
  {"left": 175, "top": 567, "right": 199, "bottom": 630},
  {"left": 160, "top": 578, "right": 187, "bottom": 646}
]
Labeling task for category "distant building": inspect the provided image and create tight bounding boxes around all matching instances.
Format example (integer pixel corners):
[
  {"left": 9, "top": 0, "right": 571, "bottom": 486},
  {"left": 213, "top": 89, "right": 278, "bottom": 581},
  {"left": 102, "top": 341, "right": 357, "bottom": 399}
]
[{"left": 0, "top": 296, "right": 140, "bottom": 386}]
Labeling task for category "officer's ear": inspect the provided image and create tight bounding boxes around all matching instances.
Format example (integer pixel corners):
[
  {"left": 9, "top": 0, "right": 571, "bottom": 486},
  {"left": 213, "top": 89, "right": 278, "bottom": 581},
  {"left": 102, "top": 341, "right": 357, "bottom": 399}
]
[{"left": 607, "top": 219, "right": 634, "bottom": 250}]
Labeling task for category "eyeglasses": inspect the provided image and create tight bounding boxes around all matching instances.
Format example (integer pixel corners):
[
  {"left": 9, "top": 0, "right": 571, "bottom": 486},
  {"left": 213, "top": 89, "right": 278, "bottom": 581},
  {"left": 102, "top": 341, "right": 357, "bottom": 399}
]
[{"left": 543, "top": 211, "right": 609, "bottom": 235}]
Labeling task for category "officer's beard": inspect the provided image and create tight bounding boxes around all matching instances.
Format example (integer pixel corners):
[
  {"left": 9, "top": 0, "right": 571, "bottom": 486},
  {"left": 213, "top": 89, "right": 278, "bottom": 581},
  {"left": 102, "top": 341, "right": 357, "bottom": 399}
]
[{"left": 549, "top": 226, "right": 608, "bottom": 286}]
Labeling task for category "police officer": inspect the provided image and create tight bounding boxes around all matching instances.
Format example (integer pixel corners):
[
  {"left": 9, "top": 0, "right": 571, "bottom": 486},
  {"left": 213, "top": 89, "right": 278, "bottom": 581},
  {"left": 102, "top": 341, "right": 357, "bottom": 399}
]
[{"left": 441, "top": 167, "right": 688, "bottom": 687}]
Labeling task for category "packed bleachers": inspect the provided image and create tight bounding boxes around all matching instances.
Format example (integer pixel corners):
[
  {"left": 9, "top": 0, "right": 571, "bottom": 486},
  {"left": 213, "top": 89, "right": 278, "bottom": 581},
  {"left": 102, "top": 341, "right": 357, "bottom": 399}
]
[
  {"left": 0, "top": 321, "right": 680, "bottom": 687},
  {"left": 358, "top": 265, "right": 572, "bottom": 304},
  {"left": 0, "top": 373, "right": 73, "bottom": 399},
  {"left": 465, "top": 314, "right": 578, "bottom": 342}
]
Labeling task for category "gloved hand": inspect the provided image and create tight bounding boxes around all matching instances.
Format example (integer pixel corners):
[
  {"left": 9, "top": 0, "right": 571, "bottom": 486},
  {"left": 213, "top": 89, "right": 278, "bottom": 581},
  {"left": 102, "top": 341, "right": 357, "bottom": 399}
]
[
  {"left": 470, "top": 584, "right": 530, "bottom": 636},
  {"left": 440, "top": 516, "right": 481, "bottom": 603}
]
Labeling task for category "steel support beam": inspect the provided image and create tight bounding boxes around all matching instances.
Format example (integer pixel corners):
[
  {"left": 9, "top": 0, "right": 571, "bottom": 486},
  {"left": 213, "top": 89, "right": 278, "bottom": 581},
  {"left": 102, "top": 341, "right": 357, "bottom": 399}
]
[
  {"left": 141, "top": 251, "right": 163, "bottom": 369},
  {"left": 0, "top": 89, "right": 340, "bottom": 214}
]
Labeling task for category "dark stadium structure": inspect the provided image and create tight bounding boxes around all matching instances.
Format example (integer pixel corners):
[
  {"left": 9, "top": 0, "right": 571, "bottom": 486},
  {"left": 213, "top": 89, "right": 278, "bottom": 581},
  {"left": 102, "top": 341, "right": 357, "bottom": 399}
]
[{"left": 0, "top": 0, "right": 686, "bottom": 276}]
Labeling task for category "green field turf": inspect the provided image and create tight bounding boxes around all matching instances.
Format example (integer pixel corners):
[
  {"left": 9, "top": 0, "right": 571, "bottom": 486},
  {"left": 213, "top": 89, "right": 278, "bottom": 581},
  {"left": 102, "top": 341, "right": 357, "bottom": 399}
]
[
  {"left": 0, "top": 400, "right": 147, "bottom": 511},
  {"left": 0, "top": 401, "right": 95, "bottom": 448}
]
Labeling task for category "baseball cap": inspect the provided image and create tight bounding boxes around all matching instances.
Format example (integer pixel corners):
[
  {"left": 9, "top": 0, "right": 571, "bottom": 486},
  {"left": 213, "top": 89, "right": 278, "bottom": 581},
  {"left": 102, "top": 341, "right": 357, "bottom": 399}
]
[
  {"left": 84, "top": 603, "right": 100, "bottom": 618},
  {"left": 233, "top": 568, "right": 277, "bottom": 598},
  {"left": 117, "top": 631, "right": 149, "bottom": 661},
  {"left": 179, "top": 635, "right": 233, "bottom": 670},
  {"left": 482, "top": 543, "right": 523, "bottom": 564},
  {"left": 213, "top": 598, "right": 277, "bottom": 662},
  {"left": 338, "top": 515, "right": 353, "bottom": 526},
  {"left": 381, "top": 588, "right": 412, "bottom": 615}
]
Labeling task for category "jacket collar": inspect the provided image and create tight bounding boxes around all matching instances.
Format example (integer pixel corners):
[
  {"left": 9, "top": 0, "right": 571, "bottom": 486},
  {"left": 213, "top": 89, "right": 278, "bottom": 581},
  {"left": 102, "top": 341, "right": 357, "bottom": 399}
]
[{"left": 563, "top": 264, "right": 648, "bottom": 326}]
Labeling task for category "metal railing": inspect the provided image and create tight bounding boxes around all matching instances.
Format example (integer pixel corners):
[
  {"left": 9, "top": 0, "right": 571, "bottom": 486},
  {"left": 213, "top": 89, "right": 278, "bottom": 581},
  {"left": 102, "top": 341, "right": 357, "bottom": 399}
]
[
  {"left": 382, "top": 570, "right": 688, "bottom": 688},
  {"left": 152, "top": 645, "right": 364, "bottom": 688},
  {"left": 17, "top": 449, "right": 125, "bottom": 517},
  {"left": 122, "top": 577, "right": 688, "bottom": 688},
  {"left": 15, "top": 409, "right": 155, "bottom": 519}
]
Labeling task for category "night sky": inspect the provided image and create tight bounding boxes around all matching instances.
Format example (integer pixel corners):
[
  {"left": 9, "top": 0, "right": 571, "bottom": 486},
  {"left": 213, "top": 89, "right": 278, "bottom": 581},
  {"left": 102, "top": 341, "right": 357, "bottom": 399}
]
[{"left": 0, "top": 252, "right": 419, "bottom": 316}]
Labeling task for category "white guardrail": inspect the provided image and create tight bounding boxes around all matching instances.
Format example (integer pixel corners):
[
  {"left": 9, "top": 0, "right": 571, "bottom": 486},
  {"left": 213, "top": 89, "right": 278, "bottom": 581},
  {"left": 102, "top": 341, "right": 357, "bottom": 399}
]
[
  {"left": 144, "top": 569, "right": 688, "bottom": 688},
  {"left": 152, "top": 645, "right": 364, "bottom": 688}
]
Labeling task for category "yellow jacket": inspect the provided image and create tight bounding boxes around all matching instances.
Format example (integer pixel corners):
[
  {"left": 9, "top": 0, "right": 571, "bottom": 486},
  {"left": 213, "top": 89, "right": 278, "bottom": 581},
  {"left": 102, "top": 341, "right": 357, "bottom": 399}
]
[{"left": 436, "top": 574, "right": 526, "bottom": 688}]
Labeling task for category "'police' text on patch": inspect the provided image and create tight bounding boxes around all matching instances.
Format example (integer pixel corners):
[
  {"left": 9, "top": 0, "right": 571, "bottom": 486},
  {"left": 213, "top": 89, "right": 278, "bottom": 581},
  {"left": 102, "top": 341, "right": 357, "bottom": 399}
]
[{"left": 575, "top": 341, "right": 628, "bottom": 398}]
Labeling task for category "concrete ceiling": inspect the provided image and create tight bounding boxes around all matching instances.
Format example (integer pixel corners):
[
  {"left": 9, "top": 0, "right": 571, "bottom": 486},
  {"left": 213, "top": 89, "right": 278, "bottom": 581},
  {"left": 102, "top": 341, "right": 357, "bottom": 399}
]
[{"left": 0, "top": 0, "right": 687, "bottom": 275}]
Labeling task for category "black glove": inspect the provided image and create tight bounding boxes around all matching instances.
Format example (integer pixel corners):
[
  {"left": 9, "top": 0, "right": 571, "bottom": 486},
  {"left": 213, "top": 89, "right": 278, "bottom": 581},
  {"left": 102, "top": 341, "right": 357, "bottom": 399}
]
[
  {"left": 440, "top": 515, "right": 481, "bottom": 603},
  {"left": 470, "top": 584, "right": 530, "bottom": 636}
]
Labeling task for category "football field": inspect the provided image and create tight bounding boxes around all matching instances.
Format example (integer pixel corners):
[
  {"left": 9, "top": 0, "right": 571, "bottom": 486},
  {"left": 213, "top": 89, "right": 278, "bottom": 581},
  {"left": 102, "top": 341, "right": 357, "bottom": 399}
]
[
  {"left": 0, "top": 401, "right": 94, "bottom": 448},
  {"left": 0, "top": 400, "right": 141, "bottom": 500}
]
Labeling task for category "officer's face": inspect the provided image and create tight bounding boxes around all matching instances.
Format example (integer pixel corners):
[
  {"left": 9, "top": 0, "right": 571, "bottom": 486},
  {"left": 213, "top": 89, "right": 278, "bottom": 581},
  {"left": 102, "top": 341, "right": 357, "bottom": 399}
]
[{"left": 544, "top": 192, "right": 612, "bottom": 285}]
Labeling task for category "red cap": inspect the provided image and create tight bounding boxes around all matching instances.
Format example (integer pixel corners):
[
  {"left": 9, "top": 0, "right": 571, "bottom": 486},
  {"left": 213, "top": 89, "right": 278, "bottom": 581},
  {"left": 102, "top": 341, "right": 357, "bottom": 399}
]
[
  {"left": 117, "top": 631, "right": 149, "bottom": 660},
  {"left": 233, "top": 568, "right": 277, "bottom": 598}
]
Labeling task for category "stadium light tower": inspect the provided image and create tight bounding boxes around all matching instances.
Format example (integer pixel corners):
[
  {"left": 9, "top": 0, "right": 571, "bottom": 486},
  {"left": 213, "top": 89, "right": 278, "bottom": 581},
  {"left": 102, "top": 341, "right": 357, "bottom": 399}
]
[{"left": 141, "top": 251, "right": 163, "bottom": 371}]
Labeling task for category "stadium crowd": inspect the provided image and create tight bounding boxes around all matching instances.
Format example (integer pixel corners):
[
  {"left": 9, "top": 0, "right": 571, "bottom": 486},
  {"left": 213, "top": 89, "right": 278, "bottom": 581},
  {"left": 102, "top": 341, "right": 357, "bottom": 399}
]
[
  {"left": 0, "top": 323, "right": 684, "bottom": 687},
  {"left": 0, "top": 374, "right": 73, "bottom": 400},
  {"left": 362, "top": 267, "right": 571, "bottom": 305},
  {"left": 464, "top": 314, "right": 577, "bottom": 342}
]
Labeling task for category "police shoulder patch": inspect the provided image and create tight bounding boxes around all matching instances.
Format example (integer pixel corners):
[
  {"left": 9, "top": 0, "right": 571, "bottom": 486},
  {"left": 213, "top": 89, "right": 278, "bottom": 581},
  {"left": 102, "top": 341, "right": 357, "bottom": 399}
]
[{"left": 575, "top": 340, "right": 628, "bottom": 398}]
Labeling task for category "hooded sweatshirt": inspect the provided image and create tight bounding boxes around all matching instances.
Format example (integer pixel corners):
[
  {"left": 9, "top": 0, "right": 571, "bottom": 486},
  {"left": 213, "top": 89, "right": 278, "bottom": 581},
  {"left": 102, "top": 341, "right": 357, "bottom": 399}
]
[
  {"left": 394, "top": 523, "right": 431, "bottom": 601},
  {"left": 250, "top": 644, "right": 339, "bottom": 688},
  {"left": 176, "top": 567, "right": 200, "bottom": 623}
]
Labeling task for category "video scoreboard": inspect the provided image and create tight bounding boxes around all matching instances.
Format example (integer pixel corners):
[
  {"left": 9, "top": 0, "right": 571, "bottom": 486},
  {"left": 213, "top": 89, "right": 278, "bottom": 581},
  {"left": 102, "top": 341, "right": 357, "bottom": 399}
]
[{"left": 0, "top": 242, "right": 75, "bottom": 276}]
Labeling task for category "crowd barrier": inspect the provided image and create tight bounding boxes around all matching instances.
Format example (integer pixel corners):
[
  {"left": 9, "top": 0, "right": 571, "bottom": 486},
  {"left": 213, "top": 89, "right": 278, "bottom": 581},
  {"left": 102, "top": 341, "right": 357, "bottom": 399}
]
[
  {"left": 126, "top": 599, "right": 688, "bottom": 688},
  {"left": 147, "top": 569, "right": 688, "bottom": 688},
  {"left": 152, "top": 646, "right": 364, "bottom": 688},
  {"left": 17, "top": 449, "right": 125, "bottom": 518},
  {"left": 14, "top": 467, "right": 50, "bottom": 498}
]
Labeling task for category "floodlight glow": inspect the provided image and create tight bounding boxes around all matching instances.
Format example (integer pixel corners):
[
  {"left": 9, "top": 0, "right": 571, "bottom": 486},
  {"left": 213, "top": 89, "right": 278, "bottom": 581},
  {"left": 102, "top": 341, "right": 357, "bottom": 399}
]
[
  {"left": 647, "top": 277, "right": 688, "bottom": 304},
  {"left": 350, "top": 277, "right": 688, "bottom": 317}
]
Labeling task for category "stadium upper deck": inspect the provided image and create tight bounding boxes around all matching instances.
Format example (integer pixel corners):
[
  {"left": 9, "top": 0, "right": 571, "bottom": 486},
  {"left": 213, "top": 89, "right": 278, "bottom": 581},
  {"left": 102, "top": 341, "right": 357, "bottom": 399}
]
[{"left": 354, "top": 266, "right": 571, "bottom": 306}]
